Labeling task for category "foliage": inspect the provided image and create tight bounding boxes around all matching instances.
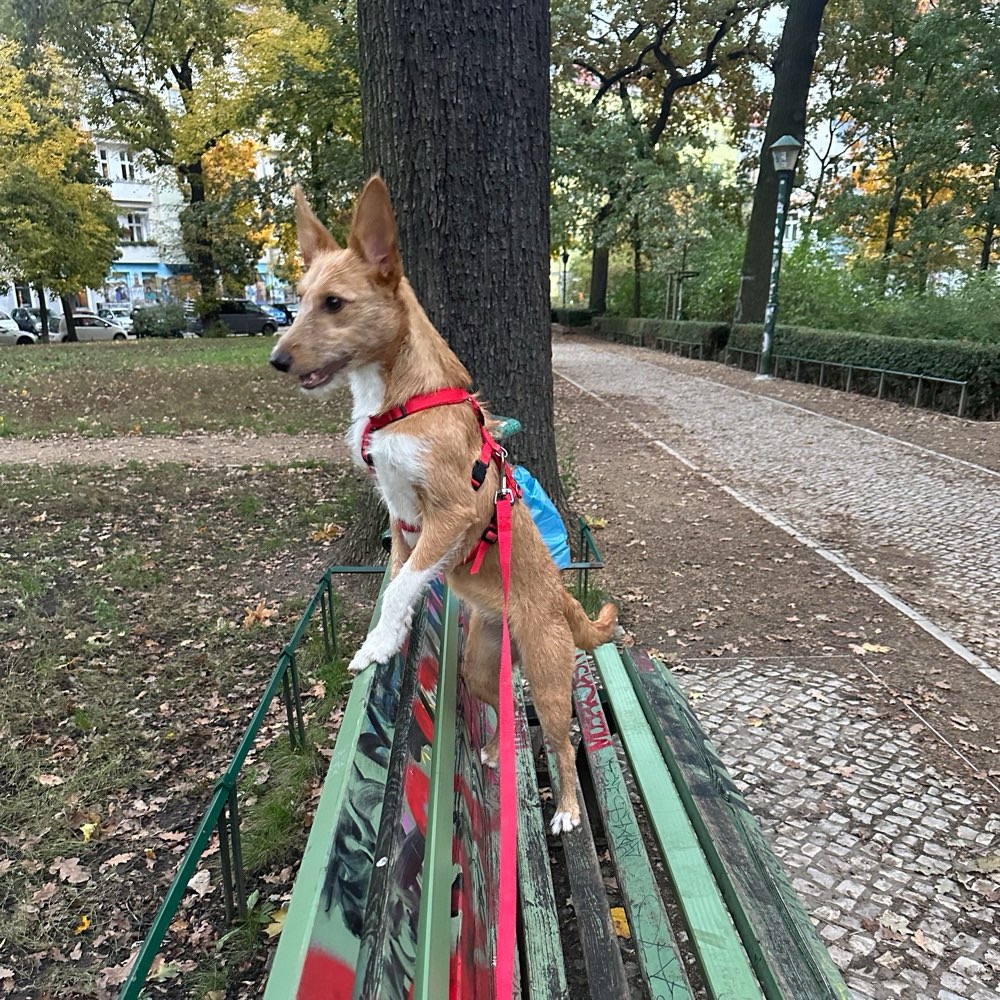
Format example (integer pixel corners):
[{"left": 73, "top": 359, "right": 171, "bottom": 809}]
[
  {"left": 131, "top": 304, "right": 187, "bottom": 338},
  {"left": 0, "top": 42, "right": 120, "bottom": 299}
]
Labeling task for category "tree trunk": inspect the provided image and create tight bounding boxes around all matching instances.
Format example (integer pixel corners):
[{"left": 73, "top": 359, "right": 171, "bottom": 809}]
[
  {"left": 589, "top": 245, "right": 609, "bottom": 313},
  {"left": 880, "top": 170, "right": 905, "bottom": 293},
  {"left": 979, "top": 157, "right": 1000, "bottom": 271},
  {"left": 736, "top": 0, "right": 828, "bottom": 323},
  {"left": 631, "top": 213, "right": 641, "bottom": 317},
  {"left": 357, "top": 0, "right": 559, "bottom": 501},
  {"left": 35, "top": 284, "right": 51, "bottom": 343},
  {"left": 178, "top": 158, "right": 218, "bottom": 311},
  {"left": 59, "top": 294, "right": 77, "bottom": 341}
]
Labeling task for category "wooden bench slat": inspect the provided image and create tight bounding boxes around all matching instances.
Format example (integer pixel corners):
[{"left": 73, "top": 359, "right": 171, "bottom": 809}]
[
  {"left": 514, "top": 680, "right": 571, "bottom": 999},
  {"left": 413, "top": 588, "right": 461, "bottom": 998},
  {"left": 593, "top": 644, "right": 764, "bottom": 1000},
  {"left": 624, "top": 648, "right": 852, "bottom": 1000},
  {"left": 572, "top": 653, "right": 695, "bottom": 1000},
  {"left": 545, "top": 745, "right": 631, "bottom": 999}
]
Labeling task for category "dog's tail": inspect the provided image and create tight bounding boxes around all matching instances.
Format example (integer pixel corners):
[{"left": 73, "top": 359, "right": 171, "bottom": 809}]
[{"left": 561, "top": 589, "right": 618, "bottom": 650}]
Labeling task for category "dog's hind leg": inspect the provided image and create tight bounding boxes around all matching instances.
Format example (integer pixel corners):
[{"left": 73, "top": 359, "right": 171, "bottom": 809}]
[
  {"left": 461, "top": 610, "right": 502, "bottom": 767},
  {"left": 514, "top": 610, "right": 581, "bottom": 835}
]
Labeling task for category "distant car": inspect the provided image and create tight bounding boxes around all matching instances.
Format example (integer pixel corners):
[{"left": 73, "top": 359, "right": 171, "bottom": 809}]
[
  {"left": 0, "top": 309, "right": 37, "bottom": 345},
  {"left": 265, "top": 303, "right": 296, "bottom": 326},
  {"left": 57, "top": 313, "right": 135, "bottom": 342},
  {"left": 11, "top": 307, "right": 40, "bottom": 333},
  {"left": 97, "top": 306, "right": 135, "bottom": 332},
  {"left": 217, "top": 299, "right": 279, "bottom": 336}
]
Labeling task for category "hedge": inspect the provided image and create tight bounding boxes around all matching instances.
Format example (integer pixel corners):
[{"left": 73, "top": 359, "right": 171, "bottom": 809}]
[
  {"left": 591, "top": 316, "right": 1000, "bottom": 419},
  {"left": 551, "top": 307, "right": 597, "bottom": 327},
  {"left": 132, "top": 304, "right": 188, "bottom": 338}
]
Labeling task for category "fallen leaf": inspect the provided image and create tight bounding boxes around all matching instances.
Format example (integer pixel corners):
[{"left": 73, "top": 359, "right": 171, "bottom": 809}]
[
  {"left": 186, "top": 869, "right": 213, "bottom": 897},
  {"left": 912, "top": 929, "right": 945, "bottom": 955},
  {"left": 242, "top": 601, "right": 278, "bottom": 629},
  {"left": 73, "top": 915, "right": 91, "bottom": 935},
  {"left": 79, "top": 822, "right": 98, "bottom": 844},
  {"left": 49, "top": 857, "right": 90, "bottom": 885},
  {"left": 610, "top": 906, "right": 630, "bottom": 938},
  {"left": 99, "top": 852, "right": 135, "bottom": 872},
  {"left": 862, "top": 643, "right": 891, "bottom": 653},
  {"left": 36, "top": 774, "right": 65, "bottom": 787},
  {"left": 265, "top": 907, "right": 288, "bottom": 938},
  {"left": 309, "top": 522, "right": 344, "bottom": 543}
]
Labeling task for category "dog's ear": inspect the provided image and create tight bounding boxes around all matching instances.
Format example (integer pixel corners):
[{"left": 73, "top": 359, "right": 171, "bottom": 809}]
[
  {"left": 293, "top": 186, "right": 339, "bottom": 268},
  {"left": 348, "top": 176, "right": 402, "bottom": 286}
]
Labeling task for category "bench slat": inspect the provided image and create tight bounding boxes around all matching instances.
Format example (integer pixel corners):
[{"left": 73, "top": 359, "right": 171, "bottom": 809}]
[
  {"left": 413, "top": 588, "right": 461, "bottom": 998},
  {"left": 572, "top": 653, "right": 694, "bottom": 1000},
  {"left": 593, "top": 644, "right": 764, "bottom": 1000},
  {"left": 545, "top": 746, "right": 630, "bottom": 999},
  {"left": 514, "top": 680, "right": 571, "bottom": 999},
  {"left": 624, "top": 648, "right": 852, "bottom": 1000}
]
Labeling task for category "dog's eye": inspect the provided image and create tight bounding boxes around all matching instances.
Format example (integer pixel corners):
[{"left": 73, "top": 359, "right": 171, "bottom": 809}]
[{"left": 324, "top": 296, "right": 344, "bottom": 313}]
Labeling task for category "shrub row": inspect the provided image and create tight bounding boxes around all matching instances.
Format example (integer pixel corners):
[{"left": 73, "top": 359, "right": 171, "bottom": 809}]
[
  {"left": 592, "top": 317, "right": 1000, "bottom": 418},
  {"left": 551, "top": 307, "right": 597, "bottom": 327},
  {"left": 132, "top": 304, "right": 189, "bottom": 338}
]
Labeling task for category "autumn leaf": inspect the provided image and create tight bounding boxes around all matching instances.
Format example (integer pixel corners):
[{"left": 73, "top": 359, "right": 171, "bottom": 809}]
[
  {"left": 912, "top": 929, "right": 945, "bottom": 955},
  {"left": 242, "top": 600, "right": 278, "bottom": 629},
  {"left": 186, "top": 868, "right": 213, "bottom": 897},
  {"left": 309, "top": 522, "right": 344, "bottom": 542},
  {"left": 79, "top": 822, "right": 98, "bottom": 844},
  {"left": 73, "top": 914, "right": 91, "bottom": 935},
  {"left": 50, "top": 857, "right": 90, "bottom": 885},
  {"left": 36, "top": 773, "right": 65, "bottom": 787},
  {"left": 265, "top": 907, "right": 288, "bottom": 938},
  {"left": 584, "top": 514, "right": 607, "bottom": 529},
  {"left": 862, "top": 642, "right": 891, "bottom": 653},
  {"left": 609, "top": 906, "right": 630, "bottom": 938}
]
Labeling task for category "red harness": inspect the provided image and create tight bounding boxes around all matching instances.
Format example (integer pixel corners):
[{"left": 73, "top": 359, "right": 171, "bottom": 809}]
[
  {"left": 361, "top": 386, "right": 520, "bottom": 997},
  {"left": 360, "top": 388, "right": 521, "bottom": 572}
]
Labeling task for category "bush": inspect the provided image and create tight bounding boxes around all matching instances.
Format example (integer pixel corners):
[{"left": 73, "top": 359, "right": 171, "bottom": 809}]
[
  {"left": 132, "top": 304, "right": 187, "bottom": 338},
  {"left": 869, "top": 274, "right": 1000, "bottom": 344},
  {"left": 591, "top": 316, "right": 1000, "bottom": 417},
  {"left": 552, "top": 307, "right": 596, "bottom": 327}
]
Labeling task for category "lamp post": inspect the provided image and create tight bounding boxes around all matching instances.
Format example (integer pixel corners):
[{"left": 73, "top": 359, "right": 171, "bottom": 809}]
[
  {"left": 561, "top": 250, "right": 569, "bottom": 307},
  {"left": 757, "top": 134, "right": 802, "bottom": 380}
]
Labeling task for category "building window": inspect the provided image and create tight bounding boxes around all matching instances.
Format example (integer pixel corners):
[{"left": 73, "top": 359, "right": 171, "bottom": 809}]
[
  {"left": 98, "top": 149, "right": 110, "bottom": 179},
  {"left": 119, "top": 150, "right": 136, "bottom": 181},
  {"left": 123, "top": 211, "right": 149, "bottom": 242}
]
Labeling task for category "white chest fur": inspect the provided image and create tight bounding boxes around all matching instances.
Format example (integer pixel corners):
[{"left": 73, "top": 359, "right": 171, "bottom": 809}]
[{"left": 347, "top": 365, "right": 426, "bottom": 533}]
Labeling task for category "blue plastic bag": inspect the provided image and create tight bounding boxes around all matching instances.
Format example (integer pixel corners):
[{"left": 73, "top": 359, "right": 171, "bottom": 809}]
[{"left": 513, "top": 465, "right": 571, "bottom": 568}]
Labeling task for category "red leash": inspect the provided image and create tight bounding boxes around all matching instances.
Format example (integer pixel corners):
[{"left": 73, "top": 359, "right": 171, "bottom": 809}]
[{"left": 494, "top": 481, "right": 516, "bottom": 999}]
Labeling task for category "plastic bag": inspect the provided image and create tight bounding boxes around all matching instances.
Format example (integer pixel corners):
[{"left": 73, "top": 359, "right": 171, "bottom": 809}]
[{"left": 513, "top": 466, "right": 571, "bottom": 568}]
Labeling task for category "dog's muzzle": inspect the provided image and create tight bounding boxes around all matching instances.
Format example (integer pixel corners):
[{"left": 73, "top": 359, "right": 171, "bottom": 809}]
[{"left": 270, "top": 349, "right": 292, "bottom": 372}]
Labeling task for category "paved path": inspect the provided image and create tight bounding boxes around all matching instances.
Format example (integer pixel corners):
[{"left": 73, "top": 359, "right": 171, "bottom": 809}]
[
  {"left": 553, "top": 338, "right": 1000, "bottom": 1000},
  {"left": 553, "top": 338, "right": 1000, "bottom": 680}
]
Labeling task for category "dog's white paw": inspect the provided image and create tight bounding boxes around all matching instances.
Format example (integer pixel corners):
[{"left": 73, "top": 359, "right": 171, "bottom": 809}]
[
  {"left": 348, "top": 625, "right": 402, "bottom": 676},
  {"left": 480, "top": 745, "right": 498, "bottom": 768},
  {"left": 549, "top": 810, "right": 581, "bottom": 836}
]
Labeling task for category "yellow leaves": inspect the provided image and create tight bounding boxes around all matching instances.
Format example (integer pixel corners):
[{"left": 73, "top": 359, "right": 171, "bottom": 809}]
[
  {"left": 243, "top": 600, "right": 279, "bottom": 629},
  {"left": 73, "top": 914, "right": 91, "bottom": 935},
  {"left": 309, "top": 522, "right": 344, "bottom": 543},
  {"left": 584, "top": 514, "right": 607, "bottom": 529},
  {"left": 849, "top": 642, "right": 892, "bottom": 655},
  {"left": 265, "top": 907, "right": 288, "bottom": 938},
  {"left": 79, "top": 822, "right": 98, "bottom": 844},
  {"left": 609, "top": 906, "right": 630, "bottom": 938}
]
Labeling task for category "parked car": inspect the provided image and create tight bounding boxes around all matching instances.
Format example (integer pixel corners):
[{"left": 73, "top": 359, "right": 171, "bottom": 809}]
[
  {"left": 97, "top": 306, "right": 135, "bottom": 331},
  {"left": 57, "top": 313, "right": 135, "bottom": 342},
  {"left": 217, "top": 299, "right": 279, "bottom": 336},
  {"left": 265, "top": 303, "right": 296, "bottom": 326},
  {"left": 0, "top": 309, "right": 37, "bottom": 345},
  {"left": 11, "top": 307, "right": 40, "bottom": 333}
]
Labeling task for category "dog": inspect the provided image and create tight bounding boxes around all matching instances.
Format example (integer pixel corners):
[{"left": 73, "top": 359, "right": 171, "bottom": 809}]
[{"left": 269, "top": 176, "right": 617, "bottom": 833}]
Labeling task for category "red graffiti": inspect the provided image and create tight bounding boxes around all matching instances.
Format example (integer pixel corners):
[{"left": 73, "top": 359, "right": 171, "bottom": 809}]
[
  {"left": 574, "top": 660, "right": 613, "bottom": 752},
  {"left": 297, "top": 946, "right": 355, "bottom": 999}
]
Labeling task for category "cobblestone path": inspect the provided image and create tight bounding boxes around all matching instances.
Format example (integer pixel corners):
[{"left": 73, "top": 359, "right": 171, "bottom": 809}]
[
  {"left": 553, "top": 337, "right": 1000, "bottom": 1000},
  {"left": 553, "top": 338, "right": 1000, "bottom": 678}
]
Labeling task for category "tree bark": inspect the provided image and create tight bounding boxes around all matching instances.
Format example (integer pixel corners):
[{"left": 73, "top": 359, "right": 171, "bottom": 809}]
[
  {"left": 357, "top": 1, "right": 559, "bottom": 498},
  {"left": 589, "top": 244, "right": 609, "bottom": 313},
  {"left": 631, "top": 213, "right": 641, "bottom": 317},
  {"left": 35, "top": 284, "right": 51, "bottom": 343},
  {"left": 979, "top": 156, "right": 1000, "bottom": 271},
  {"left": 59, "top": 294, "right": 77, "bottom": 341},
  {"left": 736, "top": 0, "right": 828, "bottom": 323}
]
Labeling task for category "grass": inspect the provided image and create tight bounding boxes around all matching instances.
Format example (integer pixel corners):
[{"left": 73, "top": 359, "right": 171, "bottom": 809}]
[
  {"left": 0, "top": 337, "right": 350, "bottom": 437},
  {"left": 0, "top": 440, "right": 366, "bottom": 996}
]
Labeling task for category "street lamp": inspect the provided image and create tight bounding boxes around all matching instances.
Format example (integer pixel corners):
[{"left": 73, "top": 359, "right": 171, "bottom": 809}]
[
  {"left": 561, "top": 250, "right": 570, "bottom": 307},
  {"left": 757, "top": 134, "right": 802, "bottom": 380}
]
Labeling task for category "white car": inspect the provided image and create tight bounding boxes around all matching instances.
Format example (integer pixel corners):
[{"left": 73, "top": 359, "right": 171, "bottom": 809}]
[
  {"left": 98, "top": 306, "right": 135, "bottom": 331},
  {"left": 58, "top": 314, "right": 135, "bottom": 342},
  {"left": 0, "top": 309, "right": 37, "bottom": 345}
]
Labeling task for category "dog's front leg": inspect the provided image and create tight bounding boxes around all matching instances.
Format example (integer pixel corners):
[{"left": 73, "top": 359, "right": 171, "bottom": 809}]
[{"left": 348, "top": 525, "right": 463, "bottom": 675}]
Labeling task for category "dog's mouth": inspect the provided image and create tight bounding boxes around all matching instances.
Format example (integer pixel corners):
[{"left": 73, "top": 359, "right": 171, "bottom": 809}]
[{"left": 299, "top": 356, "right": 349, "bottom": 390}]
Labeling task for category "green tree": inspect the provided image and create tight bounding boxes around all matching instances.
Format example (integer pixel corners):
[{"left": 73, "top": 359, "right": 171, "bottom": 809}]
[
  {"left": 7, "top": 0, "right": 328, "bottom": 309},
  {"left": 0, "top": 43, "right": 120, "bottom": 340}
]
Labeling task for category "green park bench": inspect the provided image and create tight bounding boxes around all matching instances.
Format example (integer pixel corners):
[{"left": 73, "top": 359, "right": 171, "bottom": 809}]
[{"left": 262, "top": 569, "right": 852, "bottom": 1000}]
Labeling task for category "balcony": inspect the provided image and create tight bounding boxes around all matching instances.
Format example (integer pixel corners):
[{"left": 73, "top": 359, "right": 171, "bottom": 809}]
[{"left": 117, "top": 243, "right": 162, "bottom": 265}]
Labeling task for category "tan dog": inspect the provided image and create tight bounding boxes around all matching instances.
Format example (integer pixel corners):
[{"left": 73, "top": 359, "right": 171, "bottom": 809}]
[{"left": 270, "top": 177, "right": 617, "bottom": 833}]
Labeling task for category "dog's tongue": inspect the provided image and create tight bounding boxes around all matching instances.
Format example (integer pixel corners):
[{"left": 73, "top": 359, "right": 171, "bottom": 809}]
[{"left": 299, "top": 357, "right": 347, "bottom": 389}]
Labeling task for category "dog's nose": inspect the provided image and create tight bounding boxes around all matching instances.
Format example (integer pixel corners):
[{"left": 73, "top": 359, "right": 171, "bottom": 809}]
[{"left": 270, "top": 349, "right": 292, "bottom": 373}]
